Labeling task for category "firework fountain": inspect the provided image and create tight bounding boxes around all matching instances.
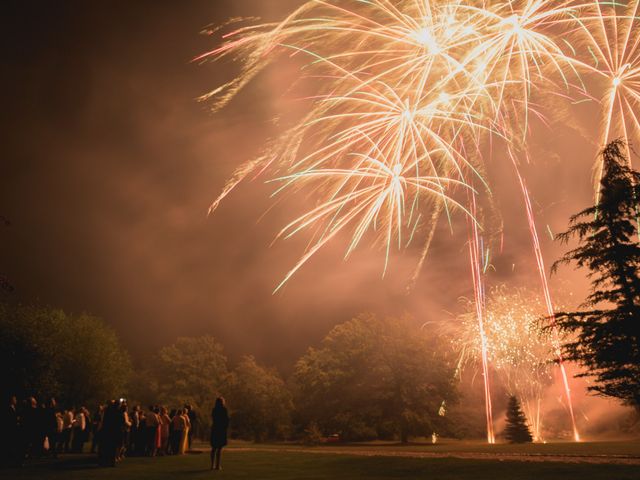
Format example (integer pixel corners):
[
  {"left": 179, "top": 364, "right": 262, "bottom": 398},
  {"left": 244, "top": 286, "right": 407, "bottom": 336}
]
[
  {"left": 458, "top": 286, "right": 561, "bottom": 441},
  {"left": 198, "top": 0, "right": 640, "bottom": 442}
]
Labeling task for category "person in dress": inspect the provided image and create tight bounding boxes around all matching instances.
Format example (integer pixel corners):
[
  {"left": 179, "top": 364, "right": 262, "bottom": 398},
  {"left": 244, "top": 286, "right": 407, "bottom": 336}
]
[
  {"left": 54, "top": 410, "right": 64, "bottom": 456},
  {"left": 117, "top": 402, "right": 132, "bottom": 461},
  {"left": 170, "top": 410, "right": 185, "bottom": 455},
  {"left": 153, "top": 406, "right": 162, "bottom": 454},
  {"left": 185, "top": 405, "right": 197, "bottom": 450},
  {"left": 179, "top": 409, "right": 191, "bottom": 454},
  {"left": 159, "top": 407, "right": 171, "bottom": 456},
  {"left": 209, "top": 397, "right": 229, "bottom": 471}
]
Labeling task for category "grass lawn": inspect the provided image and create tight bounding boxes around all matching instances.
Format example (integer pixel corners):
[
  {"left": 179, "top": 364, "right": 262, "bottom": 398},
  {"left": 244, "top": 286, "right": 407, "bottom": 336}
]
[
  {"left": 238, "top": 438, "right": 640, "bottom": 456},
  {"left": 1, "top": 448, "right": 639, "bottom": 480}
]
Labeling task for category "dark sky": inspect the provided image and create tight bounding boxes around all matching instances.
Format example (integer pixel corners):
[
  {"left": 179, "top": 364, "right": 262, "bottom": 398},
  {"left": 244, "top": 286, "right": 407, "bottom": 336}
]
[{"left": 0, "top": 1, "right": 600, "bottom": 371}]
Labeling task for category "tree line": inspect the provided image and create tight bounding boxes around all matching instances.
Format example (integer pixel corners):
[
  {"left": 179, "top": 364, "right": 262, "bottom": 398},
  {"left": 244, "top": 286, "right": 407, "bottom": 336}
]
[
  {"left": 3, "top": 139, "right": 640, "bottom": 443},
  {"left": 1, "top": 307, "right": 461, "bottom": 443}
]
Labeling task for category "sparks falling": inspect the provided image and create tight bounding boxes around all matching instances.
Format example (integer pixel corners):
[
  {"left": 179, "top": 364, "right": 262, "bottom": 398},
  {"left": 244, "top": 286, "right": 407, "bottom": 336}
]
[
  {"left": 199, "top": 0, "right": 640, "bottom": 442},
  {"left": 458, "top": 286, "right": 560, "bottom": 441}
]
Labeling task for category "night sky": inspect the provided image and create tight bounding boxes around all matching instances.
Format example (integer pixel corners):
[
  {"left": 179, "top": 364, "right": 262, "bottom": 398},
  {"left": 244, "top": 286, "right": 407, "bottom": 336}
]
[{"left": 0, "top": 1, "right": 600, "bottom": 370}]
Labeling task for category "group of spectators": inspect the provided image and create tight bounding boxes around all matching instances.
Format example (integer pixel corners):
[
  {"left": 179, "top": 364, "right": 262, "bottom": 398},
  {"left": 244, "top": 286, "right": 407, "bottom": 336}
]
[{"left": 2, "top": 395, "right": 198, "bottom": 468}]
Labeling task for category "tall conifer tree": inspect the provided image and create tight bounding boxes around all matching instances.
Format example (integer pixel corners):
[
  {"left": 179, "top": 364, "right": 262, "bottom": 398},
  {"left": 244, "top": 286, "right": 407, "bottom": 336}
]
[
  {"left": 504, "top": 396, "right": 533, "bottom": 443},
  {"left": 553, "top": 139, "right": 640, "bottom": 410}
]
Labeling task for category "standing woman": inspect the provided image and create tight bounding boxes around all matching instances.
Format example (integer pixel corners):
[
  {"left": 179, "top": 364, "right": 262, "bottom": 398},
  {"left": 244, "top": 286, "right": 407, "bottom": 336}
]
[
  {"left": 169, "top": 410, "right": 183, "bottom": 454},
  {"left": 159, "top": 407, "right": 171, "bottom": 455},
  {"left": 178, "top": 409, "right": 191, "bottom": 455},
  {"left": 209, "top": 397, "right": 229, "bottom": 471}
]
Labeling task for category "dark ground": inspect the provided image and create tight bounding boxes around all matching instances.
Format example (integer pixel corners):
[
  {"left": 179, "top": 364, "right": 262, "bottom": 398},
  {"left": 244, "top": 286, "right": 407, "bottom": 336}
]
[{"left": 2, "top": 441, "right": 640, "bottom": 480}]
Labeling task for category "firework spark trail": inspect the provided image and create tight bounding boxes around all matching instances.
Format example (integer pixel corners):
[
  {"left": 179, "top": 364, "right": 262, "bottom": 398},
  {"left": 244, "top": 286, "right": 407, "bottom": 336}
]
[
  {"left": 467, "top": 192, "right": 495, "bottom": 444},
  {"left": 199, "top": 0, "right": 640, "bottom": 442},
  {"left": 197, "top": 0, "right": 580, "bottom": 286},
  {"left": 407, "top": 201, "right": 443, "bottom": 292},
  {"left": 512, "top": 155, "right": 580, "bottom": 441},
  {"left": 198, "top": 0, "right": 500, "bottom": 288},
  {"left": 568, "top": 1, "right": 640, "bottom": 194},
  {"left": 457, "top": 286, "right": 559, "bottom": 441},
  {"left": 199, "top": 0, "right": 595, "bottom": 287}
]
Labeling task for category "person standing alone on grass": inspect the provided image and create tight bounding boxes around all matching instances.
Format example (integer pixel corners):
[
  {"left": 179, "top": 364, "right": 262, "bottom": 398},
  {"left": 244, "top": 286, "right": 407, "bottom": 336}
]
[{"left": 210, "top": 397, "right": 229, "bottom": 471}]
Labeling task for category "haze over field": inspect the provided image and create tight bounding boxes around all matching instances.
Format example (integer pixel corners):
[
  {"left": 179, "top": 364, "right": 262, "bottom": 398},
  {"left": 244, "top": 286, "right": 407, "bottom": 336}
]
[{"left": 1, "top": 0, "right": 636, "bottom": 440}]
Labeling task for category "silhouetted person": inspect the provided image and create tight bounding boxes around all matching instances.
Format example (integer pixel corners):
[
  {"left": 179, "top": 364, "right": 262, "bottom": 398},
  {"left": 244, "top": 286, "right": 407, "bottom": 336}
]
[
  {"left": 33, "top": 401, "right": 48, "bottom": 458},
  {"left": 169, "top": 409, "right": 181, "bottom": 455},
  {"left": 129, "top": 405, "right": 140, "bottom": 455},
  {"left": 71, "top": 406, "right": 86, "bottom": 452},
  {"left": 61, "top": 407, "right": 74, "bottom": 453},
  {"left": 21, "top": 397, "right": 40, "bottom": 460},
  {"left": 91, "top": 405, "right": 104, "bottom": 453},
  {"left": 210, "top": 397, "right": 229, "bottom": 471},
  {"left": 81, "top": 407, "right": 92, "bottom": 451},
  {"left": 43, "top": 398, "right": 59, "bottom": 458},
  {"left": 144, "top": 406, "right": 159, "bottom": 456},
  {"left": 99, "top": 400, "right": 122, "bottom": 467},
  {"left": 54, "top": 411, "right": 64, "bottom": 453},
  {"left": 2, "top": 395, "right": 19, "bottom": 466},
  {"left": 117, "top": 402, "right": 132, "bottom": 461}
]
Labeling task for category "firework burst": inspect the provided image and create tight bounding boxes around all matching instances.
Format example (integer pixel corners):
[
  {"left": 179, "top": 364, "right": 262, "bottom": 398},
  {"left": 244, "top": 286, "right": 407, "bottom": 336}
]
[
  {"left": 458, "top": 286, "right": 558, "bottom": 441},
  {"left": 568, "top": 1, "right": 640, "bottom": 189},
  {"left": 199, "top": 0, "right": 640, "bottom": 442}
]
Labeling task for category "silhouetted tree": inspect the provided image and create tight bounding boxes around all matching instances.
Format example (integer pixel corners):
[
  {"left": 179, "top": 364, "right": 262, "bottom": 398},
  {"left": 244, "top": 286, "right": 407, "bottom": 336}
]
[
  {"left": 0, "top": 303, "right": 131, "bottom": 405},
  {"left": 153, "top": 336, "right": 229, "bottom": 436},
  {"left": 552, "top": 139, "right": 640, "bottom": 410},
  {"left": 226, "top": 355, "right": 293, "bottom": 441},
  {"left": 503, "top": 395, "right": 533, "bottom": 443},
  {"left": 293, "top": 313, "right": 458, "bottom": 443}
]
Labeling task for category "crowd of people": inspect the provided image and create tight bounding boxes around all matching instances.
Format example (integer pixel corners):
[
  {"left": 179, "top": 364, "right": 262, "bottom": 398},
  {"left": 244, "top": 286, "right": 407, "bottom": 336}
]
[{"left": 2, "top": 395, "right": 202, "bottom": 468}]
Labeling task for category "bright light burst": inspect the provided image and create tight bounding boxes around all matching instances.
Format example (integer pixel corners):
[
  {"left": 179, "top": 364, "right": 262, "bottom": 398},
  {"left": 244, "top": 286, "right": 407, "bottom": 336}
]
[
  {"left": 198, "top": 0, "right": 640, "bottom": 285},
  {"left": 458, "top": 286, "right": 558, "bottom": 441},
  {"left": 569, "top": 1, "right": 640, "bottom": 186},
  {"left": 199, "top": 0, "right": 640, "bottom": 443}
]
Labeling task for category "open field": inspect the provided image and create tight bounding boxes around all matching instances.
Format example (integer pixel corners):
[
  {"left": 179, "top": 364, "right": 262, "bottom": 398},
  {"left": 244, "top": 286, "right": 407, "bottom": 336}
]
[
  {"left": 237, "top": 438, "right": 640, "bottom": 458},
  {"left": 1, "top": 441, "right": 639, "bottom": 480}
]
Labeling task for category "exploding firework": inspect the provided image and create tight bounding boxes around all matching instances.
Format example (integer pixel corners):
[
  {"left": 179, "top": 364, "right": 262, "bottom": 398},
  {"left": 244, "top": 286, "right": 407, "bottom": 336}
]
[
  {"left": 196, "top": 0, "right": 608, "bottom": 285},
  {"left": 199, "top": 0, "right": 640, "bottom": 443},
  {"left": 458, "top": 286, "right": 559, "bottom": 441},
  {"left": 568, "top": 1, "right": 640, "bottom": 190},
  {"left": 199, "top": 0, "right": 502, "bottom": 291}
]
